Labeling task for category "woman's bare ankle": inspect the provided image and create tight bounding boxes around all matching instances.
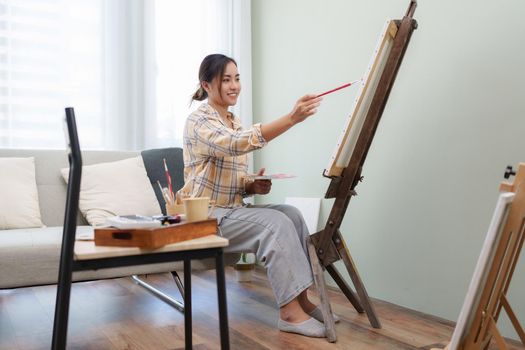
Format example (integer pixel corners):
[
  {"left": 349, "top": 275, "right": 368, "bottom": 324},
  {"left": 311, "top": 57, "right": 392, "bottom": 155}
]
[
  {"left": 297, "top": 292, "right": 317, "bottom": 313},
  {"left": 280, "top": 299, "right": 311, "bottom": 323},
  {"left": 300, "top": 300, "right": 317, "bottom": 313}
]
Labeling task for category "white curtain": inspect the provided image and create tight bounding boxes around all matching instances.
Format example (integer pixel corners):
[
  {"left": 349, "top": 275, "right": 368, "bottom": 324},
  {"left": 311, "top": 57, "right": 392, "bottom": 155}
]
[
  {"left": 146, "top": 0, "right": 253, "bottom": 149},
  {"left": 0, "top": 0, "right": 252, "bottom": 151}
]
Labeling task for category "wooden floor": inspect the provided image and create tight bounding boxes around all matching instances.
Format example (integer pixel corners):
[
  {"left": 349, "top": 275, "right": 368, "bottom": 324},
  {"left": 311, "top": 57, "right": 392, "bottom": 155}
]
[{"left": 1, "top": 267, "right": 523, "bottom": 350}]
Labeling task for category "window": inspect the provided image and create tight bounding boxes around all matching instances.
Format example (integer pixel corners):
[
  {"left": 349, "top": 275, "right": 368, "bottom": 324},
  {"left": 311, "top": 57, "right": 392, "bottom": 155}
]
[
  {"left": 0, "top": 0, "right": 104, "bottom": 149},
  {"left": 152, "top": 0, "right": 232, "bottom": 147},
  {"left": 0, "top": 0, "right": 251, "bottom": 150},
  {"left": 147, "top": 0, "right": 252, "bottom": 149}
]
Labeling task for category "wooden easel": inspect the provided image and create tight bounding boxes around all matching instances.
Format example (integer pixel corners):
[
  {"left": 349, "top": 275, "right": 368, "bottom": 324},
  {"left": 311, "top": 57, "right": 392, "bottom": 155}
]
[
  {"left": 307, "top": 1, "right": 418, "bottom": 342},
  {"left": 433, "top": 164, "right": 525, "bottom": 350}
]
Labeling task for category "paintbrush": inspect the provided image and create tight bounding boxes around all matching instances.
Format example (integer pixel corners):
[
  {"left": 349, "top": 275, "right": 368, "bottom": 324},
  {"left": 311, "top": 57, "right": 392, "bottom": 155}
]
[{"left": 316, "top": 79, "right": 361, "bottom": 98}]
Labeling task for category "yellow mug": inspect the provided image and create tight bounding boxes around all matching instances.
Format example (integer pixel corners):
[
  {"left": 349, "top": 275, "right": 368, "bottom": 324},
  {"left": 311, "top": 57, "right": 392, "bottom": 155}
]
[{"left": 182, "top": 197, "right": 210, "bottom": 222}]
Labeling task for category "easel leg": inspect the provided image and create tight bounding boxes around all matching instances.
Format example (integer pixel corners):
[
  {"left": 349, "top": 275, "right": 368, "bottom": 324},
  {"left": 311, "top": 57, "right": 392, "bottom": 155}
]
[
  {"left": 337, "top": 233, "right": 381, "bottom": 328},
  {"left": 307, "top": 239, "right": 337, "bottom": 342},
  {"left": 501, "top": 295, "right": 525, "bottom": 346},
  {"left": 326, "top": 264, "right": 364, "bottom": 313},
  {"left": 488, "top": 317, "right": 509, "bottom": 350}
]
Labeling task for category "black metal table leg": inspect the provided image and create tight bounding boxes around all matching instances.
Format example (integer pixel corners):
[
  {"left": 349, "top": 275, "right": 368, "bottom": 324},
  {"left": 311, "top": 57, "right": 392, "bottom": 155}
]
[
  {"left": 51, "top": 210, "right": 77, "bottom": 350},
  {"left": 184, "top": 259, "right": 192, "bottom": 350},
  {"left": 51, "top": 274, "right": 72, "bottom": 350},
  {"left": 215, "top": 250, "right": 230, "bottom": 350}
]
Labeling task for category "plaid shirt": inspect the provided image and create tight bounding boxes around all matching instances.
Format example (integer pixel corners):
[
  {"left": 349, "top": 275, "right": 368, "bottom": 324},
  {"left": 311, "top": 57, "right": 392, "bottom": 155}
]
[{"left": 178, "top": 103, "right": 267, "bottom": 208}]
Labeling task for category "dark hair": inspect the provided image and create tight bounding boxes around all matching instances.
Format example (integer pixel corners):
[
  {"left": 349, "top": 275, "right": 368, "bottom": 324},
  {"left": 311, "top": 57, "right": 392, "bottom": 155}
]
[{"left": 192, "top": 54, "right": 237, "bottom": 101}]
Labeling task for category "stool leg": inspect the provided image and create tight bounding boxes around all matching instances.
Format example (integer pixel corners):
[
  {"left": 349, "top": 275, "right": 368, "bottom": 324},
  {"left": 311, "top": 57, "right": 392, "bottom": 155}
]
[
  {"left": 184, "top": 259, "right": 192, "bottom": 350},
  {"left": 216, "top": 249, "right": 230, "bottom": 349},
  {"left": 130, "top": 274, "right": 184, "bottom": 312}
]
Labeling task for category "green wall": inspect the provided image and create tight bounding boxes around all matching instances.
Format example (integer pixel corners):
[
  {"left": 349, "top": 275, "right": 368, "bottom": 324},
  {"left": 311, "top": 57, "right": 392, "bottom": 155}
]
[{"left": 251, "top": 0, "right": 525, "bottom": 339}]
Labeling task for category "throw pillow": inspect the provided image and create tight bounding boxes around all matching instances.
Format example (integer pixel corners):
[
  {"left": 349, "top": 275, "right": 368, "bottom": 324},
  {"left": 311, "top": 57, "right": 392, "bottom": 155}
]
[
  {"left": 0, "top": 157, "right": 44, "bottom": 229},
  {"left": 61, "top": 156, "right": 161, "bottom": 226}
]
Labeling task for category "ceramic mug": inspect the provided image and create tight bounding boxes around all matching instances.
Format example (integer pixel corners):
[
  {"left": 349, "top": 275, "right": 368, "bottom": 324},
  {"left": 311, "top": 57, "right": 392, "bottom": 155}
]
[{"left": 182, "top": 197, "right": 210, "bottom": 222}]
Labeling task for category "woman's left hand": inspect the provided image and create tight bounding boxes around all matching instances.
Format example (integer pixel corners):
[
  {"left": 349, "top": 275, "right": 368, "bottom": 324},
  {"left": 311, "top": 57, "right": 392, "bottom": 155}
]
[
  {"left": 245, "top": 168, "right": 272, "bottom": 195},
  {"left": 249, "top": 179, "right": 272, "bottom": 195}
]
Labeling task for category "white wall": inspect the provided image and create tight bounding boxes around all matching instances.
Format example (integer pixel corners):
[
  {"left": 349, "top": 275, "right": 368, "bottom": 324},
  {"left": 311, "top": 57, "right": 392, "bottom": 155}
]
[{"left": 252, "top": 0, "right": 525, "bottom": 339}]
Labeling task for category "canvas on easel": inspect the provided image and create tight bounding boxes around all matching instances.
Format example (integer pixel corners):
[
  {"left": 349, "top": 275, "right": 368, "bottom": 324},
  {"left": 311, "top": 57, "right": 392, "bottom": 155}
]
[
  {"left": 325, "top": 19, "right": 399, "bottom": 178},
  {"left": 307, "top": 0, "right": 418, "bottom": 342},
  {"left": 432, "top": 164, "right": 525, "bottom": 350}
]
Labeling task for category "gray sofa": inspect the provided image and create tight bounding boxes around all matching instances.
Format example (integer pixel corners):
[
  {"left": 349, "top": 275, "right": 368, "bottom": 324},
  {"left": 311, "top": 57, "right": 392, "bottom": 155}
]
[{"left": 0, "top": 147, "right": 233, "bottom": 290}]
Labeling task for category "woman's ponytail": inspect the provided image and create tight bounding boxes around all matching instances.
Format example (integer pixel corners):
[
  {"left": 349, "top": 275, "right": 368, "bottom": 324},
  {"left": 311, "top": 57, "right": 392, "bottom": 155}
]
[{"left": 192, "top": 85, "right": 207, "bottom": 101}]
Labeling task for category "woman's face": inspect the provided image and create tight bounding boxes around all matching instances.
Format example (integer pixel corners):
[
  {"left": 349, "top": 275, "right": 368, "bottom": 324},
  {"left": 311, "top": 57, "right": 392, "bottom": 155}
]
[{"left": 206, "top": 61, "right": 241, "bottom": 107}]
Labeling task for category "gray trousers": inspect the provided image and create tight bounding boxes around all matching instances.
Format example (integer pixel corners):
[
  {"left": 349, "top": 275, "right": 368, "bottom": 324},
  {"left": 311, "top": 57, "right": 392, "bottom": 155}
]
[{"left": 211, "top": 204, "right": 314, "bottom": 307}]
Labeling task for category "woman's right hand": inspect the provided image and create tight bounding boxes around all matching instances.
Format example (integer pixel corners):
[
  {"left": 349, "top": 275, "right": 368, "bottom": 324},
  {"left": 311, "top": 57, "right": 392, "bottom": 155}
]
[
  {"left": 260, "top": 94, "right": 323, "bottom": 142},
  {"left": 289, "top": 94, "right": 322, "bottom": 125}
]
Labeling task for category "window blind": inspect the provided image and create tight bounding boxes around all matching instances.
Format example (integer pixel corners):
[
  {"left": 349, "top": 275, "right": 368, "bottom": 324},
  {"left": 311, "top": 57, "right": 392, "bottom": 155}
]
[{"left": 0, "top": 0, "right": 103, "bottom": 149}]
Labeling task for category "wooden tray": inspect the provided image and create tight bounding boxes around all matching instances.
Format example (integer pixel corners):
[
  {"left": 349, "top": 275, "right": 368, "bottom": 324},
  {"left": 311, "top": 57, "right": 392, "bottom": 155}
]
[{"left": 94, "top": 218, "right": 218, "bottom": 249}]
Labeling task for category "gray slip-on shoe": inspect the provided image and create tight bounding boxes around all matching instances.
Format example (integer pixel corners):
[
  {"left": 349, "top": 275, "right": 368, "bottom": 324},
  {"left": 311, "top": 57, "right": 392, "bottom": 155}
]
[
  {"left": 278, "top": 317, "right": 326, "bottom": 338},
  {"left": 308, "top": 306, "right": 341, "bottom": 323}
]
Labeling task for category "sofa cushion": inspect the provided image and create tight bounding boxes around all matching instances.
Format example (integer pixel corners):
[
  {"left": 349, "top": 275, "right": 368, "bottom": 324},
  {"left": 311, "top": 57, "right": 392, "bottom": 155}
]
[
  {"left": 0, "top": 157, "right": 44, "bottom": 229},
  {"left": 61, "top": 157, "right": 162, "bottom": 226},
  {"left": 0, "top": 226, "right": 92, "bottom": 288}
]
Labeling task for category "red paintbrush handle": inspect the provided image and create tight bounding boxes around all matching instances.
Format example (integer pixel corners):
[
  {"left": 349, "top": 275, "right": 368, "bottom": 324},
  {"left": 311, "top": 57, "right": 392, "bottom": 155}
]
[{"left": 316, "top": 80, "right": 360, "bottom": 98}]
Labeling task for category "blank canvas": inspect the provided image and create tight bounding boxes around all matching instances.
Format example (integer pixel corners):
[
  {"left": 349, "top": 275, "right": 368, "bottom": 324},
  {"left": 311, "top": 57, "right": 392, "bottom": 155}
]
[
  {"left": 325, "top": 20, "right": 398, "bottom": 177},
  {"left": 285, "top": 197, "right": 321, "bottom": 235},
  {"left": 448, "top": 192, "right": 515, "bottom": 350}
]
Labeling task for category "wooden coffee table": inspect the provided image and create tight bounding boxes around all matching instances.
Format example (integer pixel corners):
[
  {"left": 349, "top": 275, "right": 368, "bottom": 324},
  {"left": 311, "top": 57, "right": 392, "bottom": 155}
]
[{"left": 53, "top": 228, "right": 230, "bottom": 350}]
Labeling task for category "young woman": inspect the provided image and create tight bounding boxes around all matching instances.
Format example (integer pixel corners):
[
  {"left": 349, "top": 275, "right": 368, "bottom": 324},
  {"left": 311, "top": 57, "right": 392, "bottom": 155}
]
[{"left": 178, "top": 54, "right": 338, "bottom": 338}]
